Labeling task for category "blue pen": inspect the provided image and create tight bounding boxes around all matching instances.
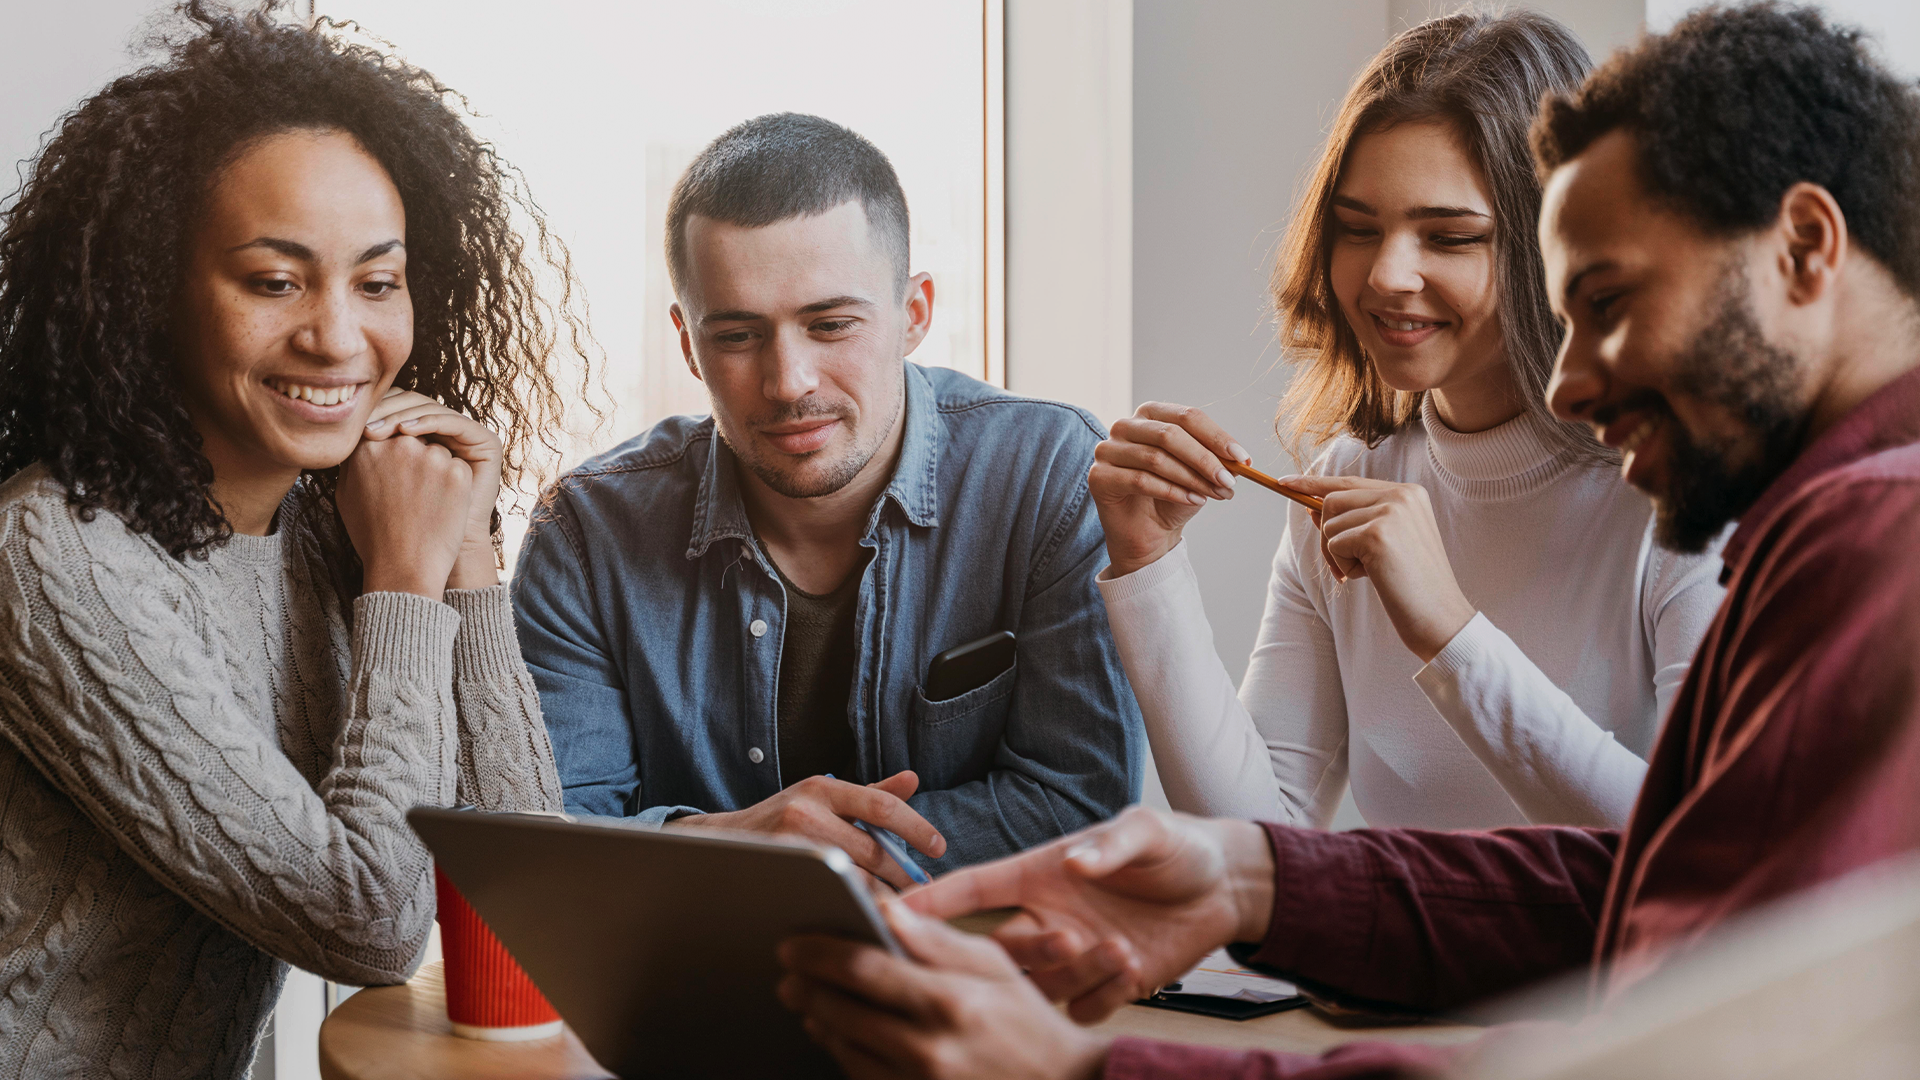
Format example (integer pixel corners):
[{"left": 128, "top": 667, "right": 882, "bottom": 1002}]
[{"left": 825, "top": 774, "right": 933, "bottom": 885}]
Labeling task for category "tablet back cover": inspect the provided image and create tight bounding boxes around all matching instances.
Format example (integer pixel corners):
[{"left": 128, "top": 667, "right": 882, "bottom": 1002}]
[{"left": 409, "top": 807, "right": 894, "bottom": 1079}]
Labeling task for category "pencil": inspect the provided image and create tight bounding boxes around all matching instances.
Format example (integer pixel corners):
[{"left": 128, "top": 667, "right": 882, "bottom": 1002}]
[{"left": 1220, "top": 459, "right": 1324, "bottom": 513}]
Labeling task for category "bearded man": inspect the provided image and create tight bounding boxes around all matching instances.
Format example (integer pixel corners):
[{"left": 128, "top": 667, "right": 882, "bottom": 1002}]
[{"left": 772, "top": 8, "right": 1920, "bottom": 1077}]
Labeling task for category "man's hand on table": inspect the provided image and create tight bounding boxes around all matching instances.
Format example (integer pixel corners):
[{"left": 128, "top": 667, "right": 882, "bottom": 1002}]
[
  {"left": 779, "top": 901, "right": 1111, "bottom": 1080},
  {"left": 904, "top": 806, "right": 1277, "bottom": 1021},
  {"left": 675, "top": 771, "right": 946, "bottom": 890}
]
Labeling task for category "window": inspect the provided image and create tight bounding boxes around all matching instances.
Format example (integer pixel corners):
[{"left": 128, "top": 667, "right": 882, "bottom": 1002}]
[{"left": 315, "top": 0, "right": 1006, "bottom": 561}]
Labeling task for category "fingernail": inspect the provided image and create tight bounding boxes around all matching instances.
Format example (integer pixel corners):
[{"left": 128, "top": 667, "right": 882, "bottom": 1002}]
[
  {"left": 1277, "top": 474, "right": 1301, "bottom": 484},
  {"left": 1065, "top": 843, "right": 1099, "bottom": 867},
  {"left": 1228, "top": 442, "right": 1250, "bottom": 462},
  {"left": 1186, "top": 491, "right": 1206, "bottom": 506},
  {"left": 365, "top": 418, "right": 387, "bottom": 431},
  {"left": 1215, "top": 469, "right": 1235, "bottom": 487}
]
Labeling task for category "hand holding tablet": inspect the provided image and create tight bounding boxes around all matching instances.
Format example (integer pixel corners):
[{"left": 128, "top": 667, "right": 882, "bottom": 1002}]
[{"left": 410, "top": 807, "right": 903, "bottom": 1079}]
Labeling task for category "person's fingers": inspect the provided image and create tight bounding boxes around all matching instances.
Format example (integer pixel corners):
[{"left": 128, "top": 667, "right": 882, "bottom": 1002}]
[
  {"left": 1088, "top": 460, "right": 1208, "bottom": 508},
  {"left": 1319, "top": 502, "right": 1392, "bottom": 539},
  {"left": 1276, "top": 473, "right": 1392, "bottom": 496},
  {"left": 1058, "top": 807, "right": 1172, "bottom": 881},
  {"left": 394, "top": 409, "right": 488, "bottom": 441},
  {"left": 862, "top": 867, "right": 900, "bottom": 898},
  {"left": 363, "top": 404, "right": 449, "bottom": 440},
  {"left": 1066, "top": 961, "right": 1151, "bottom": 1024},
  {"left": 781, "top": 931, "right": 960, "bottom": 1024},
  {"left": 1112, "top": 415, "right": 1237, "bottom": 497},
  {"left": 1320, "top": 505, "right": 1391, "bottom": 577},
  {"left": 832, "top": 783, "right": 946, "bottom": 859},
  {"left": 991, "top": 917, "right": 1089, "bottom": 969},
  {"left": 870, "top": 770, "right": 920, "bottom": 802},
  {"left": 365, "top": 388, "right": 437, "bottom": 425},
  {"left": 1094, "top": 440, "right": 1231, "bottom": 500},
  {"left": 1027, "top": 938, "right": 1139, "bottom": 1010},
  {"left": 1319, "top": 523, "right": 1362, "bottom": 582},
  {"left": 884, "top": 900, "right": 1019, "bottom": 980},
  {"left": 902, "top": 848, "right": 1047, "bottom": 920},
  {"left": 1132, "top": 402, "right": 1249, "bottom": 464},
  {"left": 780, "top": 971, "right": 924, "bottom": 1074},
  {"left": 786, "top": 804, "right": 918, "bottom": 889},
  {"left": 386, "top": 412, "right": 500, "bottom": 462}
]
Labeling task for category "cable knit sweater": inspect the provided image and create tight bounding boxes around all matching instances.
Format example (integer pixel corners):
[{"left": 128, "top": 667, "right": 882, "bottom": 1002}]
[{"left": 0, "top": 464, "right": 564, "bottom": 1080}]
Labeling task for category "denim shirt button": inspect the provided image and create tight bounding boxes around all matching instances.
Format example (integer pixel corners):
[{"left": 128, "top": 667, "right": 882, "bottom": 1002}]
[
  {"left": 747, "top": 747, "right": 765, "bottom": 764},
  {"left": 750, "top": 618, "right": 768, "bottom": 638}
]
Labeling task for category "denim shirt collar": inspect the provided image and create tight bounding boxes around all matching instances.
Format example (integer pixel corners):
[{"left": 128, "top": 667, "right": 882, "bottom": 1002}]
[{"left": 685, "top": 362, "right": 943, "bottom": 561}]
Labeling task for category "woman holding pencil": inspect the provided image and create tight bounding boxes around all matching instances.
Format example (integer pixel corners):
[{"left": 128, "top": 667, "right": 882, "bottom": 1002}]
[{"left": 1089, "top": 10, "right": 1724, "bottom": 829}]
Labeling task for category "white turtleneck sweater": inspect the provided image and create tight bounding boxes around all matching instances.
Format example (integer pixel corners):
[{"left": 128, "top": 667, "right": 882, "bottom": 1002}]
[{"left": 1098, "top": 398, "right": 1727, "bottom": 830}]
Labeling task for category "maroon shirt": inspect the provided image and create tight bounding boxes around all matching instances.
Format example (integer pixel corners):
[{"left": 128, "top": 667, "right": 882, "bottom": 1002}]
[{"left": 1105, "top": 367, "right": 1920, "bottom": 1080}]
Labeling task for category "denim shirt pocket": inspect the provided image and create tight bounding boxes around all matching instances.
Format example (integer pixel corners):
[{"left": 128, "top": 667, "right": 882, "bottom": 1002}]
[{"left": 906, "top": 660, "right": 1018, "bottom": 790}]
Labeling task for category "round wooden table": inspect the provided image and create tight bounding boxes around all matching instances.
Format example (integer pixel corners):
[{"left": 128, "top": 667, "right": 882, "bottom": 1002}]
[{"left": 318, "top": 961, "right": 1479, "bottom": 1079}]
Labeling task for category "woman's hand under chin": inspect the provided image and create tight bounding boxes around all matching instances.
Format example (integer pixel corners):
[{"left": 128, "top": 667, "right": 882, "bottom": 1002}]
[
  {"left": 1281, "top": 474, "right": 1477, "bottom": 663},
  {"left": 340, "top": 388, "right": 506, "bottom": 598}
]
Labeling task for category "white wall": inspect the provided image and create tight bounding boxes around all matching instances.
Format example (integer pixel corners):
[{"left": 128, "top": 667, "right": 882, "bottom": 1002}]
[
  {"left": 1392, "top": 0, "right": 1645, "bottom": 58},
  {"left": 1004, "top": 0, "right": 1134, "bottom": 426},
  {"left": 1129, "top": 1, "right": 1388, "bottom": 818},
  {"left": 0, "top": 0, "right": 156, "bottom": 194}
]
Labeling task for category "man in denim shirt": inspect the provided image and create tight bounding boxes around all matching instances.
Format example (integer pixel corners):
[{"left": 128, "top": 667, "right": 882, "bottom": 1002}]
[{"left": 512, "top": 114, "right": 1143, "bottom": 880}]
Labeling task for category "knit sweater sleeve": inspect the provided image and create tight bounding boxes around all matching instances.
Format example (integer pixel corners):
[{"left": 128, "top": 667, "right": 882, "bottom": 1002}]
[
  {"left": 443, "top": 585, "right": 564, "bottom": 814},
  {"left": 1408, "top": 522, "right": 1725, "bottom": 827},
  {"left": 0, "top": 489, "right": 453, "bottom": 986},
  {"left": 1099, "top": 532, "right": 1349, "bottom": 826}
]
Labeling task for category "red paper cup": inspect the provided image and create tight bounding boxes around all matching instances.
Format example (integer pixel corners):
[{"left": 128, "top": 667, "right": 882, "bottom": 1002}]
[{"left": 435, "top": 867, "right": 563, "bottom": 1041}]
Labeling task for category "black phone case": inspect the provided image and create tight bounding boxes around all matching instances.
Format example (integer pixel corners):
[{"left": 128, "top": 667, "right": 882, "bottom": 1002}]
[
  {"left": 1138, "top": 992, "right": 1310, "bottom": 1021},
  {"left": 924, "top": 631, "right": 1016, "bottom": 701}
]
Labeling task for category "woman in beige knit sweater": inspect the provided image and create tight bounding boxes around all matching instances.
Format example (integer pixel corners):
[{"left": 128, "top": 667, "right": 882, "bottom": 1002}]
[{"left": 0, "top": 5, "right": 588, "bottom": 1077}]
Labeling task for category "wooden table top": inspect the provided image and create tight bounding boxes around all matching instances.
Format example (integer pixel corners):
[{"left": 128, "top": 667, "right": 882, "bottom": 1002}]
[{"left": 318, "top": 961, "right": 1480, "bottom": 1079}]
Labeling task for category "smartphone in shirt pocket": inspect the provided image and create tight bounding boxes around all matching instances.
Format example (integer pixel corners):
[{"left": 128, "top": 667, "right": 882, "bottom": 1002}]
[{"left": 923, "top": 631, "right": 1016, "bottom": 702}]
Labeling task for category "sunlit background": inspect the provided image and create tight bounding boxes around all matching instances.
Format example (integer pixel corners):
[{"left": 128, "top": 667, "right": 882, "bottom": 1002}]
[
  {"left": 5, "top": 3, "right": 1917, "bottom": 1078},
  {"left": 311, "top": 0, "right": 998, "bottom": 564}
]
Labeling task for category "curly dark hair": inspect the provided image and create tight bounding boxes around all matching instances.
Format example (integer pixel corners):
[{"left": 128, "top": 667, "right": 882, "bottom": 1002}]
[
  {"left": 0, "top": 0, "right": 594, "bottom": 562},
  {"left": 1531, "top": 2, "right": 1920, "bottom": 297}
]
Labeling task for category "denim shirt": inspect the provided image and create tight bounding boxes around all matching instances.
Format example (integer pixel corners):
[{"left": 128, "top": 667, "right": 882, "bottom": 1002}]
[{"left": 511, "top": 363, "right": 1144, "bottom": 870}]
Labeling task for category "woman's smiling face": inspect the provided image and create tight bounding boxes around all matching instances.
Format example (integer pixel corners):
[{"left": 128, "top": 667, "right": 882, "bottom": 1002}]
[
  {"left": 1328, "top": 120, "right": 1508, "bottom": 404},
  {"left": 172, "top": 128, "right": 413, "bottom": 481}
]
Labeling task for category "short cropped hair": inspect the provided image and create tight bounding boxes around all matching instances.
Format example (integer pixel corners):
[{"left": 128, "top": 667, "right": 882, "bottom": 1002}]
[
  {"left": 1532, "top": 2, "right": 1920, "bottom": 297},
  {"left": 665, "top": 112, "right": 911, "bottom": 298}
]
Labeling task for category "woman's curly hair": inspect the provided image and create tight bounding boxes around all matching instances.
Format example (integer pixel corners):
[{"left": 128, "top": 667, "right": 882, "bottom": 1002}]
[{"left": 0, "top": 0, "right": 594, "bottom": 564}]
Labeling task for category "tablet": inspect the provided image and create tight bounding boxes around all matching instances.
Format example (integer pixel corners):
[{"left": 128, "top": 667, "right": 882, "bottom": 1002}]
[{"left": 406, "top": 806, "right": 900, "bottom": 1079}]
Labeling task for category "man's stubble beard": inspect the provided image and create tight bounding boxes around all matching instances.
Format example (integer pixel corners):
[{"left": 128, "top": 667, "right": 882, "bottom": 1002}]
[
  {"left": 723, "top": 375, "right": 906, "bottom": 500},
  {"left": 1648, "top": 266, "right": 1808, "bottom": 552}
]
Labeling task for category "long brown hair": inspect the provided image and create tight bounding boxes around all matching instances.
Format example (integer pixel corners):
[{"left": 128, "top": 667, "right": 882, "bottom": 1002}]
[{"left": 1272, "top": 8, "right": 1604, "bottom": 462}]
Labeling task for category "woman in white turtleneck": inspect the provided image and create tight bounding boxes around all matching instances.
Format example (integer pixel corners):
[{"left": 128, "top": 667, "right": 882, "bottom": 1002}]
[{"left": 1089, "top": 10, "right": 1725, "bottom": 830}]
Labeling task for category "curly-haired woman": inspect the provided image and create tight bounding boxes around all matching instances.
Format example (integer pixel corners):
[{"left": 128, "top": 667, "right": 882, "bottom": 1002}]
[
  {"left": 0, "top": 5, "right": 588, "bottom": 1075},
  {"left": 1090, "top": 11, "right": 1727, "bottom": 831}
]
